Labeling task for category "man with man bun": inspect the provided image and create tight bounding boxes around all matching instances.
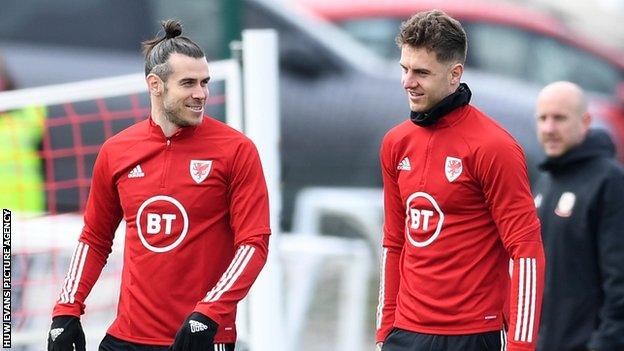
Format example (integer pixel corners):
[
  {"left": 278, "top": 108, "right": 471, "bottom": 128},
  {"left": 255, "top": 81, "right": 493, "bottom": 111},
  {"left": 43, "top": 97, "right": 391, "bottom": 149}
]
[{"left": 47, "top": 19, "right": 271, "bottom": 351}]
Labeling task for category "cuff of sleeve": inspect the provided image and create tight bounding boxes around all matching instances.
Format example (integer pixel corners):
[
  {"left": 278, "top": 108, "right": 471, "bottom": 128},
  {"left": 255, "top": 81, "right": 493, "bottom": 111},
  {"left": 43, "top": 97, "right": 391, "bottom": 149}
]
[
  {"left": 376, "top": 327, "right": 393, "bottom": 344},
  {"left": 193, "top": 304, "right": 224, "bottom": 327},
  {"left": 506, "top": 341, "right": 536, "bottom": 351},
  {"left": 52, "top": 302, "right": 84, "bottom": 318}
]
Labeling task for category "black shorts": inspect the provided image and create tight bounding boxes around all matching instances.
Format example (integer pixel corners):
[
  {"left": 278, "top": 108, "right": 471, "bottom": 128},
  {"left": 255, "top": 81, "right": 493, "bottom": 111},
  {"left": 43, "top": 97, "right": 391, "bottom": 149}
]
[
  {"left": 98, "top": 334, "right": 235, "bottom": 351},
  {"left": 382, "top": 328, "right": 507, "bottom": 351}
]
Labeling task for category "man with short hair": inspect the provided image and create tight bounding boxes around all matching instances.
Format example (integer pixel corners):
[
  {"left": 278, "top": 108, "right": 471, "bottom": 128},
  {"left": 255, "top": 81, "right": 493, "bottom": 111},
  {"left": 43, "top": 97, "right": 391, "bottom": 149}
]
[
  {"left": 376, "top": 10, "right": 545, "bottom": 351},
  {"left": 533, "top": 81, "right": 624, "bottom": 351},
  {"left": 47, "top": 19, "right": 271, "bottom": 351}
]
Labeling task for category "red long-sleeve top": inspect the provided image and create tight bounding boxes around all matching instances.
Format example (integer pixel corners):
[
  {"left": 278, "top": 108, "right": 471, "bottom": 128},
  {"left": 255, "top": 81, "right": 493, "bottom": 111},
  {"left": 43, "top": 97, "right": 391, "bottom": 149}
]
[
  {"left": 376, "top": 105, "right": 545, "bottom": 351},
  {"left": 53, "top": 116, "right": 271, "bottom": 345}
]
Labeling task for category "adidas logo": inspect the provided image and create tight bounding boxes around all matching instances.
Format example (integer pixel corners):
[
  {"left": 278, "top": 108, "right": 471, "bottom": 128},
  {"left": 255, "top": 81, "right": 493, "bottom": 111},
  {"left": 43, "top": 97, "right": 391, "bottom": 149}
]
[
  {"left": 50, "top": 328, "right": 64, "bottom": 341},
  {"left": 128, "top": 165, "right": 145, "bottom": 178},
  {"left": 397, "top": 157, "right": 411, "bottom": 171},
  {"left": 189, "top": 320, "right": 208, "bottom": 333}
]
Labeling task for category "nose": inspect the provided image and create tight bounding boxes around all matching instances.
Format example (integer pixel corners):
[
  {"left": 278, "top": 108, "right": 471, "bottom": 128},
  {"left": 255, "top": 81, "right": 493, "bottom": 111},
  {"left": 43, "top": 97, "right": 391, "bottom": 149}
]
[
  {"left": 402, "top": 71, "right": 418, "bottom": 90},
  {"left": 192, "top": 85, "right": 208, "bottom": 100},
  {"left": 538, "top": 117, "right": 556, "bottom": 134},
  {"left": 542, "top": 118, "right": 555, "bottom": 133}
]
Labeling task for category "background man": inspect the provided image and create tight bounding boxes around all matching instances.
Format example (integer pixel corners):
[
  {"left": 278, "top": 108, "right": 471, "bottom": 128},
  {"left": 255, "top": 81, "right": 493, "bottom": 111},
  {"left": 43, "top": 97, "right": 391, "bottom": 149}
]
[
  {"left": 47, "top": 20, "right": 271, "bottom": 351},
  {"left": 376, "top": 10, "right": 545, "bottom": 351},
  {"left": 534, "top": 81, "right": 624, "bottom": 351}
]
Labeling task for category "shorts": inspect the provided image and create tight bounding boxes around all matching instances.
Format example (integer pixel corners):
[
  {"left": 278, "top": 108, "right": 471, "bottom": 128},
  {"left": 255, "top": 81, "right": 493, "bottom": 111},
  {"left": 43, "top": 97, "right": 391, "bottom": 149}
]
[
  {"left": 382, "top": 328, "right": 507, "bottom": 351},
  {"left": 98, "top": 334, "right": 235, "bottom": 351}
]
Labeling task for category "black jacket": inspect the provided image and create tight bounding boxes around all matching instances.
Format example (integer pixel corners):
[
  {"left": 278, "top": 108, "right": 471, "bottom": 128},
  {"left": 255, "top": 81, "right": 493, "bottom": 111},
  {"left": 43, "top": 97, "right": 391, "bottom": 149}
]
[{"left": 534, "top": 129, "right": 624, "bottom": 351}]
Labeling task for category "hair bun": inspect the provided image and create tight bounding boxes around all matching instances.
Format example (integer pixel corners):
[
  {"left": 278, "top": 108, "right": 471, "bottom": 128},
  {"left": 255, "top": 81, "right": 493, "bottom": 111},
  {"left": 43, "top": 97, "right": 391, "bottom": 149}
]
[{"left": 162, "top": 19, "right": 182, "bottom": 39}]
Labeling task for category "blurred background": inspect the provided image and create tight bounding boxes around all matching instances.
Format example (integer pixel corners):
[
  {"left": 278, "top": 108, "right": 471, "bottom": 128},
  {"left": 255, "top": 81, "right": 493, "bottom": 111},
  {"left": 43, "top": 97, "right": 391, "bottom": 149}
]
[{"left": 1, "top": 0, "right": 622, "bottom": 349}]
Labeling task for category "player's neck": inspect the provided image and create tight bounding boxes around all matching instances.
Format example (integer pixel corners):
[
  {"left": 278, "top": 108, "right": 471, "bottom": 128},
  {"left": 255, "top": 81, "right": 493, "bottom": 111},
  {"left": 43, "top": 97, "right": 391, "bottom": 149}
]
[{"left": 150, "top": 111, "right": 180, "bottom": 138}]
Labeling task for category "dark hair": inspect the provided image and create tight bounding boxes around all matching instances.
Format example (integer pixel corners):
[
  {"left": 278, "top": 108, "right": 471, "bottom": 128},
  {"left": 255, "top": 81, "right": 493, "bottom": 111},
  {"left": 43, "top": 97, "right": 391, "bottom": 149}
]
[
  {"left": 396, "top": 10, "right": 467, "bottom": 64},
  {"left": 141, "top": 19, "right": 205, "bottom": 80}
]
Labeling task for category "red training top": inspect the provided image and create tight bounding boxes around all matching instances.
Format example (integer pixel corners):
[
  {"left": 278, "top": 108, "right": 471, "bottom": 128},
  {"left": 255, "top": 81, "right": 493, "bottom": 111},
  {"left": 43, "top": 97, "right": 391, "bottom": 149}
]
[
  {"left": 376, "top": 105, "right": 545, "bottom": 351},
  {"left": 53, "top": 116, "right": 271, "bottom": 345}
]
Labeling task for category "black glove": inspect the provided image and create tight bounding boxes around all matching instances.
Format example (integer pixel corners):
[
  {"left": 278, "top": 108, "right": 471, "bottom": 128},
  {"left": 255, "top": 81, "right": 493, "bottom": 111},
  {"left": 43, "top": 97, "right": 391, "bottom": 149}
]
[
  {"left": 170, "top": 312, "right": 218, "bottom": 351},
  {"left": 47, "top": 315, "right": 86, "bottom": 351}
]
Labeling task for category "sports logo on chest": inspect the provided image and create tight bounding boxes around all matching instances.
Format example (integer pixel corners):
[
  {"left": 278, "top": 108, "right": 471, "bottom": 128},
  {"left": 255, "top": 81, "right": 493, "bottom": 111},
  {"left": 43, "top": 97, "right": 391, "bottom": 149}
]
[
  {"left": 136, "top": 195, "right": 189, "bottom": 253},
  {"left": 445, "top": 156, "right": 462, "bottom": 182},
  {"left": 404, "top": 192, "right": 445, "bottom": 248},
  {"left": 190, "top": 160, "right": 212, "bottom": 184}
]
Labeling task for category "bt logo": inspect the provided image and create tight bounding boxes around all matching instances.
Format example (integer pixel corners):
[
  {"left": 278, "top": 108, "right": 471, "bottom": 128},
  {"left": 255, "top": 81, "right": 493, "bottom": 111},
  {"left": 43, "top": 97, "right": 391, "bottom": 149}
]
[
  {"left": 136, "top": 196, "right": 189, "bottom": 253},
  {"left": 146, "top": 213, "right": 177, "bottom": 235},
  {"left": 409, "top": 209, "right": 434, "bottom": 231},
  {"left": 404, "top": 192, "right": 444, "bottom": 248}
]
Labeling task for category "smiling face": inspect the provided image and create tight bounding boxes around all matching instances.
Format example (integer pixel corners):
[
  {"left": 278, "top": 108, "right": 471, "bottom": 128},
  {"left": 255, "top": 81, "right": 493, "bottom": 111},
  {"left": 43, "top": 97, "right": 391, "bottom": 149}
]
[
  {"left": 149, "top": 53, "right": 210, "bottom": 130},
  {"left": 536, "top": 82, "right": 591, "bottom": 157},
  {"left": 399, "top": 45, "right": 463, "bottom": 112}
]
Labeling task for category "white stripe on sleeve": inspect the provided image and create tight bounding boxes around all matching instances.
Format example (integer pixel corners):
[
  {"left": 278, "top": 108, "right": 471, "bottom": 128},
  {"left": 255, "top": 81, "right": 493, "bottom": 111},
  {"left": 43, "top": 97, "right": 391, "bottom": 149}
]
[
  {"left": 521, "top": 258, "right": 532, "bottom": 341},
  {"left": 59, "top": 242, "right": 89, "bottom": 303},
  {"left": 69, "top": 244, "right": 89, "bottom": 303},
  {"left": 514, "top": 257, "right": 537, "bottom": 343},
  {"left": 375, "top": 247, "right": 388, "bottom": 330},
  {"left": 203, "top": 246, "right": 248, "bottom": 302},
  {"left": 514, "top": 258, "right": 525, "bottom": 341},
  {"left": 203, "top": 245, "right": 255, "bottom": 303},
  {"left": 527, "top": 258, "right": 537, "bottom": 342},
  {"left": 59, "top": 243, "right": 82, "bottom": 303}
]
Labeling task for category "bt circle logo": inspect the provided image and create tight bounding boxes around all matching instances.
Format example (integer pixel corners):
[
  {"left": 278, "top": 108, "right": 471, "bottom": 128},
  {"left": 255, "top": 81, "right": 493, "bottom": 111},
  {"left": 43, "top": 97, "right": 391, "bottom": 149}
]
[
  {"left": 404, "top": 192, "right": 444, "bottom": 247},
  {"left": 136, "top": 195, "right": 189, "bottom": 253}
]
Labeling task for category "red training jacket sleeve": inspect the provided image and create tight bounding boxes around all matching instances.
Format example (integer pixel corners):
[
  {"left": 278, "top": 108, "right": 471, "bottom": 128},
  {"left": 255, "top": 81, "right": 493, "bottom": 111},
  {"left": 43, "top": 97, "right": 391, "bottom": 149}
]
[
  {"left": 227, "top": 139, "right": 272, "bottom": 244},
  {"left": 194, "top": 138, "right": 271, "bottom": 325},
  {"left": 474, "top": 137, "right": 545, "bottom": 351},
  {"left": 194, "top": 234, "right": 269, "bottom": 325},
  {"left": 53, "top": 144, "right": 123, "bottom": 317},
  {"left": 376, "top": 135, "right": 404, "bottom": 343}
]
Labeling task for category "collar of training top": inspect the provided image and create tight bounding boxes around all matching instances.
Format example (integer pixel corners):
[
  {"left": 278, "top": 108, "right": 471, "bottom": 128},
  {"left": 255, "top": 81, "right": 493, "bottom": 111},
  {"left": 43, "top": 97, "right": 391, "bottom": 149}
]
[{"left": 410, "top": 83, "right": 472, "bottom": 127}]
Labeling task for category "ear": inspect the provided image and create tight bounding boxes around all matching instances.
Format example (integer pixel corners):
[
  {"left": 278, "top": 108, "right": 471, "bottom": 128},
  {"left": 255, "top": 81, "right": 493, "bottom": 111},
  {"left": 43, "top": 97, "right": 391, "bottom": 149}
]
[
  {"left": 146, "top": 73, "right": 163, "bottom": 96},
  {"left": 449, "top": 63, "right": 464, "bottom": 85},
  {"left": 581, "top": 111, "right": 592, "bottom": 130}
]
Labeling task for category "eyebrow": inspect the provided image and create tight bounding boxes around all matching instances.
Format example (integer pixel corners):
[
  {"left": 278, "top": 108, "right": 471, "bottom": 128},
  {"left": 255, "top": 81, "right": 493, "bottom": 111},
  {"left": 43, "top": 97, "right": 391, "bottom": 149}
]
[
  {"left": 179, "top": 76, "right": 211, "bottom": 84},
  {"left": 400, "top": 63, "right": 431, "bottom": 74}
]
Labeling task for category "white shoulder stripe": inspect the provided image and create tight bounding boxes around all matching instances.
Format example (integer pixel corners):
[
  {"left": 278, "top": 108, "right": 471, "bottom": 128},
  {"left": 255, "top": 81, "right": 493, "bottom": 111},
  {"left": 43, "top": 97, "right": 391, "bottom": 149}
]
[{"left": 203, "top": 245, "right": 255, "bottom": 303}]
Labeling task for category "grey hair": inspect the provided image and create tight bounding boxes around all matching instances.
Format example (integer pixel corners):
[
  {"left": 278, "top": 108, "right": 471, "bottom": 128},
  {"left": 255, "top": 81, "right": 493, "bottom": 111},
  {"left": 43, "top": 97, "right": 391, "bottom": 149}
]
[{"left": 141, "top": 19, "right": 205, "bottom": 81}]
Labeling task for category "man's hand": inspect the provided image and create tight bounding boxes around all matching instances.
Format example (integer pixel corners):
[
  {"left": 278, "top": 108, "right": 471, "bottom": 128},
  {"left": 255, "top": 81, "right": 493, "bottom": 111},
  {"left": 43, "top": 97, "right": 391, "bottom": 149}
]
[
  {"left": 47, "top": 315, "right": 85, "bottom": 351},
  {"left": 170, "top": 312, "right": 218, "bottom": 351}
]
